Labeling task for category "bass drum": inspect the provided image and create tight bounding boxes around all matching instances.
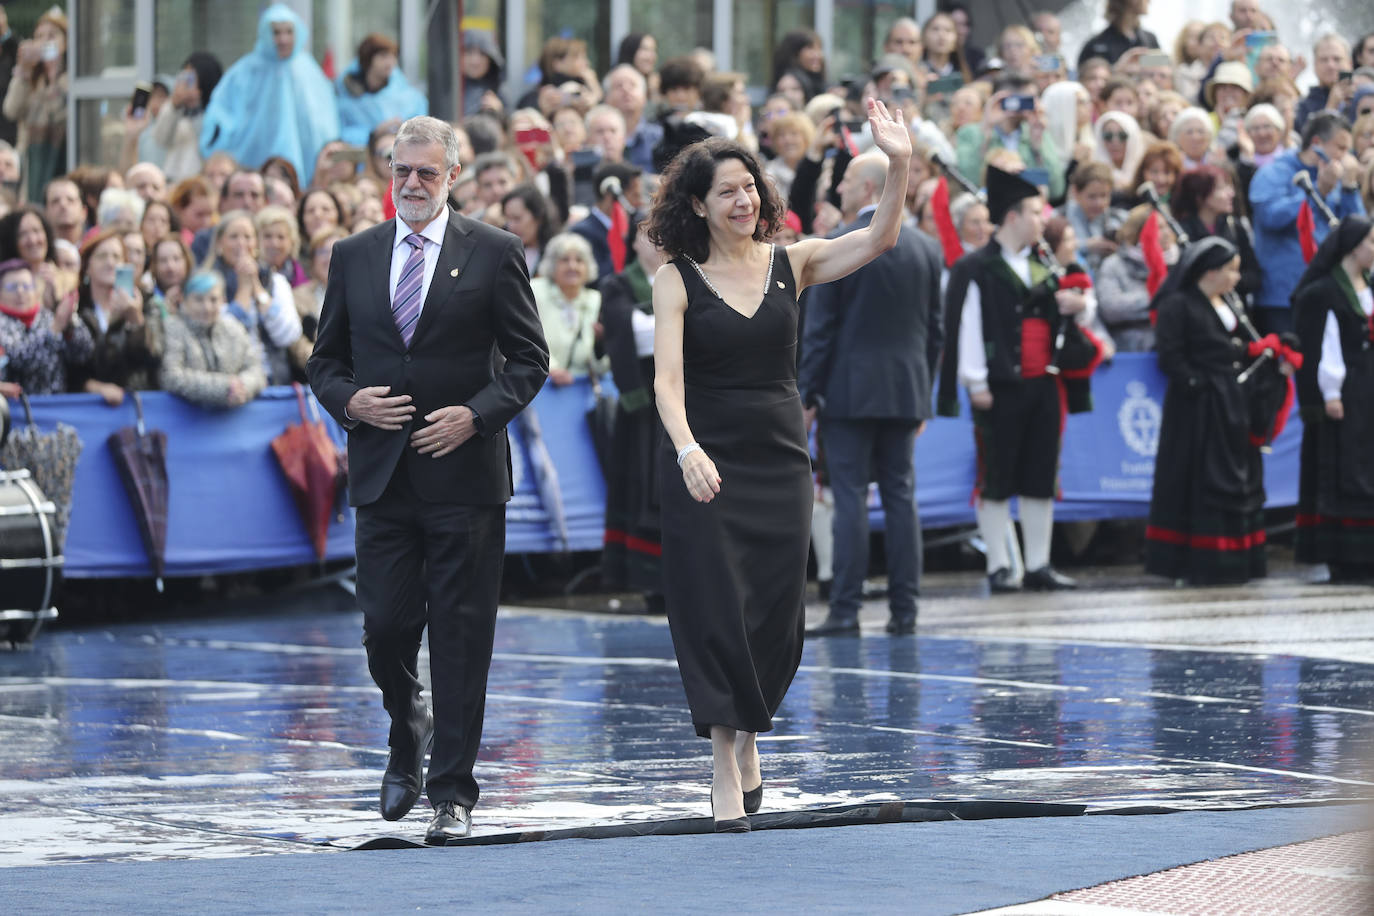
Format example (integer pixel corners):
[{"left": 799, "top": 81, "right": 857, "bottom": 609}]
[{"left": 0, "top": 468, "right": 60, "bottom": 647}]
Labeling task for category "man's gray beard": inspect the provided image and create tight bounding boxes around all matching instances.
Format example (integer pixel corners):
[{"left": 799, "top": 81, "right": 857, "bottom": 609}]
[{"left": 396, "top": 194, "right": 442, "bottom": 224}]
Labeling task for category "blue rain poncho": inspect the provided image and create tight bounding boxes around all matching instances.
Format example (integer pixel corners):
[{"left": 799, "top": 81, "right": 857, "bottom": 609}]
[
  {"left": 336, "top": 59, "right": 428, "bottom": 147},
  {"left": 200, "top": 4, "right": 340, "bottom": 185}
]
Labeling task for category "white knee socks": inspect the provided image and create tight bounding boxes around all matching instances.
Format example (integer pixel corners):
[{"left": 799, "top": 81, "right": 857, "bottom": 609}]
[
  {"left": 977, "top": 499, "right": 1012, "bottom": 573},
  {"left": 1021, "top": 497, "right": 1055, "bottom": 571}
]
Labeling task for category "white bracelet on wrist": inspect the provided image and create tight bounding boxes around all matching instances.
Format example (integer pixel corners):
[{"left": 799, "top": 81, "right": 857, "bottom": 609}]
[{"left": 676, "top": 443, "right": 702, "bottom": 467}]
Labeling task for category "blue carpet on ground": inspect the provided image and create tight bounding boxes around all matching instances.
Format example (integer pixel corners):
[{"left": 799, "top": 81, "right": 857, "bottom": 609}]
[{"left": 5, "top": 805, "right": 1367, "bottom": 915}]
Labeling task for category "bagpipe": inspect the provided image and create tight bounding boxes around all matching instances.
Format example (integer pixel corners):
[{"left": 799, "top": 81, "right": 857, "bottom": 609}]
[
  {"left": 931, "top": 150, "right": 985, "bottom": 201},
  {"left": 1029, "top": 241, "right": 1102, "bottom": 380},
  {"left": 1292, "top": 170, "right": 1341, "bottom": 229},
  {"left": 1223, "top": 290, "right": 1302, "bottom": 450},
  {"left": 1135, "top": 180, "right": 1191, "bottom": 246},
  {"left": 929, "top": 152, "right": 984, "bottom": 269}
]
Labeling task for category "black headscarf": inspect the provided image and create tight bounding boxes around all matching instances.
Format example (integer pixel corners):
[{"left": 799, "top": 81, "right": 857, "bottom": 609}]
[
  {"left": 1149, "top": 236, "right": 1238, "bottom": 309},
  {"left": 1291, "top": 215, "right": 1374, "bottom": 304}
]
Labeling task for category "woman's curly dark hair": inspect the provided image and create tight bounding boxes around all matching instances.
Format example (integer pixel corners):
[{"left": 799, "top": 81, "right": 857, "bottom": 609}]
[{"left": 645, "top": 138, "right": 785, "bottom": 264}]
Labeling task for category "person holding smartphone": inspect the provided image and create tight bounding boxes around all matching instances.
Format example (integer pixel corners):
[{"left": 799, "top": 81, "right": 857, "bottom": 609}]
[
  {"left": 152, "top": 52, "right": 222, "bottom": 183},
  {"left": 72, "top": 231, "right": 163, "bottom": 405},
  {"left": 1295, "top": 35, "right": 1353, "bottom": 133},
  {"left": 956, "top": 73, "right": 1065, "bottom": 202},
  {"left": 3, "top": 9, "right": 67, "bottom": 203}
]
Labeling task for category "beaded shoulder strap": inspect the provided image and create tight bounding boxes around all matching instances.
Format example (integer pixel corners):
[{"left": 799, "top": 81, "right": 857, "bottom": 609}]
[{"left": 683, "top": 244, "right": 776, "bottom": 300}]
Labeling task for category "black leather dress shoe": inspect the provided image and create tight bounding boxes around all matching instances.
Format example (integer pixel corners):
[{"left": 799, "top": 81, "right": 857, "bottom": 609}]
[
  {"left": 988, "top": 568, "right": 1020, "bottom": 594},
  {"left": 885, "top": 615, "right": 917, "bottom": 635},
  {"left": 1023, "top": 566, "right": 1078, "bottom": 591},
  {"left": 742, "top": 783, "right": 763, "bottom": 814},
  {"left": 806, "top": 615, "right": 860, "bottom": 637},
  {"left": 424, "top": 801, "right": 472, "bottom": 844},
  {"left": 380, "top": 712, "right": 433, "bottom": 822}
]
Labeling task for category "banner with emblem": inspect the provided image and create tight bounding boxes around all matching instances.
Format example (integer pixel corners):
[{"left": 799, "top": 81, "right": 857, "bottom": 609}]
[{"left": 1051, "top": 354, "right": 1298, "bottom": 521}]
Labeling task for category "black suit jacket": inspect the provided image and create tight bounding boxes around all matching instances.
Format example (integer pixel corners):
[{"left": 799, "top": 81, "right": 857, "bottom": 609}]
[
  {"left": 308, "top": 210, "right": 550, "bottom": 507},
  {"left": 798, "top": 213, "right": 944, "bottom": 421}
]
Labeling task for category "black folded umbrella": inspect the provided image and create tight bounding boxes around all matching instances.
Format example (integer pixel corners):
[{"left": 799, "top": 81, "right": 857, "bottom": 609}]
[{"left": 106, "top": 391, "right": 169, "bottom": 590}]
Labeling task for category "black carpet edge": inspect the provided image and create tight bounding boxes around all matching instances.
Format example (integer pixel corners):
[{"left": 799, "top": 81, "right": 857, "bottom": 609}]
[{"left": 347, "top": 797, "right": 1371, "bottom": 850}]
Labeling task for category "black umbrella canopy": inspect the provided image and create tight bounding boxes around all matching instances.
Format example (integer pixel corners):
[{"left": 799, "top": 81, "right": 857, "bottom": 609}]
[{"left": 106, "top": 392, "right": 168, "bottom": 590}]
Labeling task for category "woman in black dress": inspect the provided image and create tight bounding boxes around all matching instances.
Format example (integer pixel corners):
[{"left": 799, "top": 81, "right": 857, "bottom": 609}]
[
  {"left": 1144, "top": 238, "right": 1297, "bottom": 585},
  {"left": 1292, "top": 216, "right": 1374, "bottom": 581},
  {"left": 646, "top": 100, "right": 911, "bottom": 832}
]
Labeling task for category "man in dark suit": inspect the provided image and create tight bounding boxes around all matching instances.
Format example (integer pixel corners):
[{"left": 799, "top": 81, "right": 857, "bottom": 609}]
[
  {"left": 570, "top": 161, "right": 642, "bottom": 281},
  {"left": 799, "top": 150, "right": 944, "bottom": 637},
  {"left": 308, "top": 116, "right": 549, "bottom": 844}
]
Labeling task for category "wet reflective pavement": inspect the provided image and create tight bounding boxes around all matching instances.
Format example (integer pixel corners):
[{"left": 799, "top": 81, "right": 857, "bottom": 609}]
[{"left": 3, "top": 580, "right": 1374, "bottom": 866}]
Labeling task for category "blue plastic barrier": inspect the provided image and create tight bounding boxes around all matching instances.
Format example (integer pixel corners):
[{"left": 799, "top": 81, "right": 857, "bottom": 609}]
[{"left": 8, "top": 354, "right": 1300, "bottom": 578}]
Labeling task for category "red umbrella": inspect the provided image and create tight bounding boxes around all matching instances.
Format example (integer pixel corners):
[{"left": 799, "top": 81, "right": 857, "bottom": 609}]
[
  {"left": 271, "top": 384, "right": 342, "bottom": 561},
  {"left": 106, "top": 391, "right": 169, "bottom": 590}
]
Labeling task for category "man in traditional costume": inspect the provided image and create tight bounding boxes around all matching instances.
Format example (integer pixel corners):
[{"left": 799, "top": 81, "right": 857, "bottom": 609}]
[{"left": 938, "top": 166, "right": 1102, "bottom": 593}]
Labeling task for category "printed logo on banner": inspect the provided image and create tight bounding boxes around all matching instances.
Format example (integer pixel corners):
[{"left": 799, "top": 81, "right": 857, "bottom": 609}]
[{"left": 1117, "top": 381, "right": 1161, "bottom": 457}]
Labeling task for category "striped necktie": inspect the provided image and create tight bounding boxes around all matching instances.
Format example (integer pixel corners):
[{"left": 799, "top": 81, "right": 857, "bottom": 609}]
[{"left": 392, "top": 232, "right": 426, "bottom": 346}]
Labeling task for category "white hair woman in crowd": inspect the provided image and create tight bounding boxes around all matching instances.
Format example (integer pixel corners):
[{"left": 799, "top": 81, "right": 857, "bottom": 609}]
[
  {"left": 1169, "top": 107, "right": 1218, "bottom": 170},
  {"left": 531, "top": 231, "right": 607, "bottom": 385}
]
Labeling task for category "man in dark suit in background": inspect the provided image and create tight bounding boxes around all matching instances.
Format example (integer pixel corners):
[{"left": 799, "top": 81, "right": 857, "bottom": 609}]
[
  {"left": 309, "top": 116, "right": 549, "bottom": 844},
  {"left": 800, "top": 150, "right": 944, "bottom": 637},
  {"left": 570, "top": 160, "right": 642, "bottom": 281}
]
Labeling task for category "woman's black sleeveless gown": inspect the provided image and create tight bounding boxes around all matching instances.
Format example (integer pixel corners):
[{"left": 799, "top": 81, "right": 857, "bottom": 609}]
[{"left": 660, "top": 245, "right": 813, "bottom": 738}]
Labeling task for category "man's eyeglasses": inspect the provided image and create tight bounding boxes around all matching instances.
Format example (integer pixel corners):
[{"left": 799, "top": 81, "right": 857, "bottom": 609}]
[
  {"left": 2, "top": 281, "right": 35, "bottom": 294},
  {"left": 391, "top": 163, "right": 444, "bottom": 183},
  {"left": 1102, "top": 131, "right": 1129, "bottom": 143}
]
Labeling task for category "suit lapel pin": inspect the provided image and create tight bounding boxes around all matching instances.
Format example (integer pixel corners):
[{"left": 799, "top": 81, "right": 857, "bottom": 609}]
[
  {"left": 450, "top": 268, "right": 460, "bottom": 278},
  {"left": 777, "top": 281, "right": 785, "bottom": 289}
]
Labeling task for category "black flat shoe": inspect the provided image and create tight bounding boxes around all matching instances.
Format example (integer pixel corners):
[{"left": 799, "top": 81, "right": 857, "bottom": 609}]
[
  {"left": 380, "top": 711, "right": 434, "bottom": 822},
  {"left": 987, "top": 568, "right": 1020, "bottom": 594},
  {"left": 1023, "top": 566, "right": 1077, "bottom": 591},
  {"left": 742, "top": 784, "right": 762, "bottom": 814},
  {"left": 424, "top": 800, "right": 472, "bottom": 844},
  {"left": 806, "top": 615, "right": 860, "bottom": 637}
]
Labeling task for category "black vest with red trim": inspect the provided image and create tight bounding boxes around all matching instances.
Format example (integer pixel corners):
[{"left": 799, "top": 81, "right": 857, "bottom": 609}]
[{"left": 939, "top": 241, "right": 1100, "bottom": 416}]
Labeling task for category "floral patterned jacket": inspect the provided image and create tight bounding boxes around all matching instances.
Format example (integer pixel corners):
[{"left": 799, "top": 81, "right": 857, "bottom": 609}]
[{"left": 0, "top": 308, "right": 94, "bottom": 394}]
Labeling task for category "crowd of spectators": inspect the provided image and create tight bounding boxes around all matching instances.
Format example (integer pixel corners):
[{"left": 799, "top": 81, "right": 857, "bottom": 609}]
[{"left": 0, "top": 2, "right": 1372, "bottom": 537}]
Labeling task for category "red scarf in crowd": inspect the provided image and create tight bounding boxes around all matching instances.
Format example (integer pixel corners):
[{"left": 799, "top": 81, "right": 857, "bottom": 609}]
[
  {"left": 0, "top": 299, "right": 40, "bottom": 328},
  {"left": 1139, "top": 210, "right": 1168, "bottom": 297},
  {"left": 1297, "top": 200, "right": 1317, "bottom": 263},
  {"left": 607, "top": 200, "right": 629, "bottom": 274},
  {"left": 931, "top": 177, "right": 965, "bottom": 268}
]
